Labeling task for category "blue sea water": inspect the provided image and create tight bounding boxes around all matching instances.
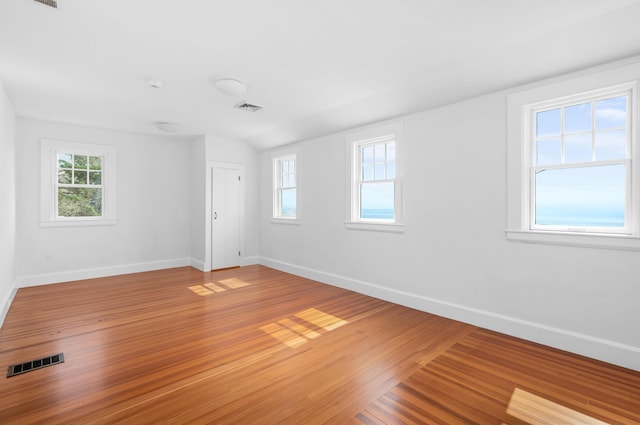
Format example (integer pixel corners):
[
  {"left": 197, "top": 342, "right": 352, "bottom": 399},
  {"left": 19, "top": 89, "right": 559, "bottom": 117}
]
[
  {"left": 535, "top": 207, "right": 624, "bottom": 227},
  {"left": 361, "top": 208, "right": 394, "bottom": 220}
]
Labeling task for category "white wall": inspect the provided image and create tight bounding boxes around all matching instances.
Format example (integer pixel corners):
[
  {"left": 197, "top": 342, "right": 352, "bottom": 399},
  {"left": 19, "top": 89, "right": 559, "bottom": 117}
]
[
  {"left": 189, "top": 134, "right": 259, "bottom": 270},
  {"left": 15, "top": 118, "right": 192, "bottom": 284},
  {"left": 0, "top": 81, "right": 17, "bottom": 324},
  {"left": 259, "top": 66, "right": 640, "bottom": 370}
]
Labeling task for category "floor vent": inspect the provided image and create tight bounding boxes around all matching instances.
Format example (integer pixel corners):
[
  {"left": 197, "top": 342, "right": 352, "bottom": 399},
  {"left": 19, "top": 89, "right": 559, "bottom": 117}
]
[{"left": 7, "top": 353, "right": 64, "bottom": 378}]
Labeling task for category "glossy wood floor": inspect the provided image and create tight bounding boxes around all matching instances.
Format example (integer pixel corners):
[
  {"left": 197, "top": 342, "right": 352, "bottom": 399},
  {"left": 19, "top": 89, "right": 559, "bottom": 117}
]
[{"left": 0, "top": 266, "right": 638, "bottom": 424}]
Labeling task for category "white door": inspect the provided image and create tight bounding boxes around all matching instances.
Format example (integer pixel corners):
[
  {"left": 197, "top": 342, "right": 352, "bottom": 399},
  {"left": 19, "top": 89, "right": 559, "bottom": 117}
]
[{"left": 211, "top": 167, "right": 241, "bottom": 270}]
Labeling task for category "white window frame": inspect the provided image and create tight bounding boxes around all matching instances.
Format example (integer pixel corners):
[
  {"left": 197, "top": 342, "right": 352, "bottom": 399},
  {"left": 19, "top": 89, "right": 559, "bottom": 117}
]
[
  {"left": 506, "top": 60, "right": 640, "bottom": 251},
  {"left": 41, "top": 139, "right": 117, "bottom": 227},
  {"left": 346, "top": 121, "right": 404, "bottom": 233},
  {"left": 272, "top": 151, "right": 300, "bottom": 224}
]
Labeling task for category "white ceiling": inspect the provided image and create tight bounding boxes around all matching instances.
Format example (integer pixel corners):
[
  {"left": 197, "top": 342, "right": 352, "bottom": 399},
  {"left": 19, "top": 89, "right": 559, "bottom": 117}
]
[{"left": 2, "top": 0, "right": 640, "bottom": 151}]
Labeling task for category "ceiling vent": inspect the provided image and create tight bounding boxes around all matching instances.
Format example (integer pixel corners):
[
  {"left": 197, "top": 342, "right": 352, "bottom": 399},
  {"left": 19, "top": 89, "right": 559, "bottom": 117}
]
[
  {"left": 234, "top": 101, "right": 263, "bottom": 112},
  {"left": 33, "top": 0, "right": 58, "bottom": 8}
]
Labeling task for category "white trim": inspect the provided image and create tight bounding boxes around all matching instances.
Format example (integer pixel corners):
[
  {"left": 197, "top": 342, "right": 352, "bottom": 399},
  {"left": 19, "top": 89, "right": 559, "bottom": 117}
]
[
  {"left": 270, "top": 218, "right": 302, "bottom": 225},
  {"left": 272, "top": 148, "right": 299, "bottom": 221},
  {"left": 206, "top": 161, "right": 245, "bottom": 272},
  {"left": 40, "top": 138, "right": 117, "bottom": 226},
  {"left": 16, "top": 258, "right": 190, "bottom": 287},
  {"left": 190, "top": 257, "right": 206, "bottom": 272},
  {"left": 259, "top": 256, "right": 640, "bottom": 372},
  {"left": 505, "top": 229, "right": 640, "bottom": 251},
  {"left": 0, "top": 281, "right": 18, "bottom": 328},
  {"left": 507, "top": 60, "right": 640, "bottom": 250},
  {"left": 346, "top": 120, "right": 404, "bottom": 229}
]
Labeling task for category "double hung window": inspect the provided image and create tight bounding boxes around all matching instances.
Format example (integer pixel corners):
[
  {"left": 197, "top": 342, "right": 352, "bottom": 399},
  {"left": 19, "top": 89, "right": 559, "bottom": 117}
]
[
  {"left": 530, "top": 87, "right": 633, "bottom": 234},
  {"left": 41, "top": 139, "right": 117, "bottom": 226},
  {"left": 347, "top": 122, "right": 403, "bottom": 232},
  {"left": 273, "top": 154, "right": 297, "bottom": 219}
]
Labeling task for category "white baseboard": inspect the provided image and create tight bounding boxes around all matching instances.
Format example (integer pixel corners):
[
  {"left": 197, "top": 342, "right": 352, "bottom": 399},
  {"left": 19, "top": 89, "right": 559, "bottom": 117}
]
[
  {"left": 259, "top": 257, "right": 640, "bottom": 372},
  {"left": 189, "top": 258, "right": 206, "bottom": 272},
  {"left": 241, "top": 256, "right": 259, "bottom": 266},
  {"left": 16, "top": 258, "right": 191, "bottom": 288},
  {"left": 0, "top": 281, "right": 18, "bottom": 328}
]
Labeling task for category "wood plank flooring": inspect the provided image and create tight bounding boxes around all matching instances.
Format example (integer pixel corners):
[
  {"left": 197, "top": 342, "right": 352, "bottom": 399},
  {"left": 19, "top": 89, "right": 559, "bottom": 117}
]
[{"left": 0, "top": 265, "right": 638, "bottom": 424}]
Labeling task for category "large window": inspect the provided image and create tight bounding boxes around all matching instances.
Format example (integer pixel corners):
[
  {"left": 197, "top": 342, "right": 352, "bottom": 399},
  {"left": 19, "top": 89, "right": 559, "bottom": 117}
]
[
  {"left": 347, "top": 122, "right": 403, "bottom": 232},
  {"left": 41, "top": 139, "right": 117, "bottom": 226},
  {"left": 273, "top": 154, "right": 297, "bottom": 219},
  {"left": 530, "top": 87, "right": 632, "bottom": 234},
  {"left": 356, "top": 136, "right": 396, "bottom": 221},
  {"left": 507, "top": 63, "right": 640, "bottom": 250}
]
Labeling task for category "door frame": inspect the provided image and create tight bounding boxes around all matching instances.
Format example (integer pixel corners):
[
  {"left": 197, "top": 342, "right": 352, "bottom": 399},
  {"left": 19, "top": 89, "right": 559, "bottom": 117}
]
[{"left": 205, "top": 161, "right": 245, "bottom": 272}]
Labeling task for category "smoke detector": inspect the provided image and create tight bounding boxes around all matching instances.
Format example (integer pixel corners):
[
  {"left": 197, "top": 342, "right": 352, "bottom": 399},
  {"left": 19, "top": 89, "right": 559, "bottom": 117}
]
[
  {"left": 215, "top": 78, "right": 247, "bottom": 96},
  {"left": 234, "top": 101, "right": 263, "bottom": 112}
]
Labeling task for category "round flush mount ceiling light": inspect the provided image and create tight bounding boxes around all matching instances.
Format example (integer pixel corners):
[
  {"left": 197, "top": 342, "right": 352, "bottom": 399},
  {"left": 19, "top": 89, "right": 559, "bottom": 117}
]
[
  {"left": 156, "top": 122, "right": 180, "bottom": 133},
  {"left": 215, "top": 78, "right": 247, "bottom": 96}
]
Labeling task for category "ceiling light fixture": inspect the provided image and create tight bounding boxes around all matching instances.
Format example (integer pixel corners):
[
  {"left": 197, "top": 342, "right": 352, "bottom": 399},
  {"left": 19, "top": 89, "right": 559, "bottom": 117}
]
[
  {"left": 148, "top": 79, "right": 163, "bottom": 89},
  {"left": 215, "top": 78, "right": 247, "bottom": 96},
  {"left": 156, "top": 122, "right": 180, "bottom": 133}
]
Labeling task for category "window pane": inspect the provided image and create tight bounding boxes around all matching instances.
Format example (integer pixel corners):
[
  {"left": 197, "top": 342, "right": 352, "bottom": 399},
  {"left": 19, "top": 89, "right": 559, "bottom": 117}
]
[
  {"left": 536, "top": 108, "right": 561, "bottom": 137},
  {"left": 289, "top": 160, "right": 295, "bottom": 174},
  {"left": 362, "top": 146, "right": 374, "bottom": 164},
  {"left": 564, "top": 102, "right": 591, "bottom": 133},
  {"left": 281, "top": 160, "right": 288, "bottom": 175},
  {"left": 362, "top": 164, "right": 373, "bottom": 181},
  {"left": 595, "top": 129, "right": 626, "bottom": 161},
  {"left": 280, "top": 188, "right": 296, "bottom": 217},
  {"left": 58, "top": 187, "right": 102, "bottom": 217},
  {"left": 73, "top": 170, "right": 87, "bottom": 184},
  {"left": 287, "top": 174, "right": 295, "bottom": 188},
  {"left": 387, "top": 161, "right": 396, "bottom": 179},
  {"left": 74, "top": 155, "right": 88, "bottom": 169},
  {"left": 89, "top": 156, "right": 102, "bottom": 170},
  {"left": 58, "top": 153, "right": 72, "bottom": 169},
  {"left": 535, "top": 164, "right": 625, "bottom": 227},
  {"left": 536, "top": 138, "right": 561, "bottom": 166},
  {"left": 596, "top": 95, "right": 626, "bottom": 129},
  {"left": 564, "top": 133, "right": 592, "bottom": 163},
  {"left": 386, "top": 142, "right": 396, "bottom": 161},
  {"left": 374, "top": 144, "right": 385, "bottom": 162},
  {"left": 89, "top": 171, "right": 102, "bottom": 185},
  {"left": 58, "top": 169, "right": 72, "bottom": 184},
  {"left": 374, "top": 163, "right": 385, "bottom": 180},
  {"left": 360, "top": 181, "right": 394, "bottom": 220}
]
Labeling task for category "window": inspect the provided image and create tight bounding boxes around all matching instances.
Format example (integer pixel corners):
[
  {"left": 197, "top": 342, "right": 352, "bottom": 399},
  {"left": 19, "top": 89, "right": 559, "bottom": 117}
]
[
  {"left": 356, "top": 136, "right": 396, "bottom": 221},
  {"left": 507, "top": 61, "right": 640, "bottom": 250},
  {"left": 273, "top": 154, "right": 297, "bottom": 219},
  {"left": 529, "top": 87, "right": 632, "bottom": 234},
  {"left": 56, "top": 153, "right": 104, "bottom": 217},
  {"left": 347, "top": 122, "right": 403, "bottom": 232},
  {"left": 41, "top": 139, "right": 117, "bottom": 226}
]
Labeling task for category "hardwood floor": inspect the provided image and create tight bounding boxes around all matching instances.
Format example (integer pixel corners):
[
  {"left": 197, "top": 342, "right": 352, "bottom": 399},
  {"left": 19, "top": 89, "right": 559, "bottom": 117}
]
[{"left": 0, "top": 266, "right": 638, "bottom": 424}]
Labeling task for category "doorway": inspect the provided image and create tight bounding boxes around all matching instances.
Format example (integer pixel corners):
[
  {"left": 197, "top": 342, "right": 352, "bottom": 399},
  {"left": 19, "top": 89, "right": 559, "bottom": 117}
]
[{"left": 211, "top": 165, "right": 241, "bottom": 270}]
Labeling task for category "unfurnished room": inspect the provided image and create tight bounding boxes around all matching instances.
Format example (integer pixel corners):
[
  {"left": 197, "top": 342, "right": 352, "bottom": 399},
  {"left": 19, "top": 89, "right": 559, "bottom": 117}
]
[{"left": 0, "top": 1, "right": 639, "bottom": 424}]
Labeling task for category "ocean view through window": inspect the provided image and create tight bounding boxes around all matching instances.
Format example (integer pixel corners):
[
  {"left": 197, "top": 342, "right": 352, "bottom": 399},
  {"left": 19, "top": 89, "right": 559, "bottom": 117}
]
[{"left": 529, "top": 86, "right": 633, "bottom": 234}]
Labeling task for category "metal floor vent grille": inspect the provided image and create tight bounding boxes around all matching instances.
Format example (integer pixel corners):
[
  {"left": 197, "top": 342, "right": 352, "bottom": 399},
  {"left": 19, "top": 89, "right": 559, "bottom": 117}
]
[
  {"left": 33, "top": 0, "right": 58, "bottom": 8},
  {"left": 7, "top": 353, "right": 64, "bottom": 378}
]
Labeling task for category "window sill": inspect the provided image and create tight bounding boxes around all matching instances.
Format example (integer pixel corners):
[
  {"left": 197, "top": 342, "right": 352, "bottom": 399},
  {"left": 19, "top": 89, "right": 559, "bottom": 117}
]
[
  {"left": 505, "top": 229, "right": 640, "bottom": 251},
  {"left": 344, "top": 221, "right": 405, "bottom": 233},
  {"left": 270, "top": 218, "right": 301, "bottom": 226},
  {"left": 41, "top": 219, "right": 117, "bottom": 228}
]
